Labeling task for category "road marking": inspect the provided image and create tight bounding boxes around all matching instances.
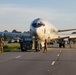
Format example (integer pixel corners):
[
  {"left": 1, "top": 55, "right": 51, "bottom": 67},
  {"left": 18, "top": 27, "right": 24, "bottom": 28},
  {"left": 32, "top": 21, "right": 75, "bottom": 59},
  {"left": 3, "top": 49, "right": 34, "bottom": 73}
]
[
  {"left": 31, "top": 52, "right": 34, "bottom": 53},
  {"left": 57, "top": 54, "right": 60, "bottom": 57},
  {"left": 47, "top": 70, "right": 49, "bottom": 71},
  {"left": 60, "top": 51, "right": 62, "bottom": 52},
  {"left": 16, "top": 56, "right": 21, "bottom": 58},
  {"left": 25, "top": 53, "right": 28, "bottom": 54},
  {"left": 51, "top": 61, "right": 55, "bottom": 65}
]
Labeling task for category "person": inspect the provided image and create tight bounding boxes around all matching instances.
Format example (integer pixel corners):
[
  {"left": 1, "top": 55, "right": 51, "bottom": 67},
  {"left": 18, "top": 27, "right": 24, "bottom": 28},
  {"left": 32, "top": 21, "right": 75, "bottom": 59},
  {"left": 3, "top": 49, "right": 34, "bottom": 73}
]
[
  {"left": 68, "top": 38, "right": 72, "bottom": 48},
  {"left": 0, "top": 38, "right": 4, "bottom": 53},
  {"left": 43, "top": 39, "right": 47, "bottom": 53},
  {"left": 35, "top": 38, "right": 38, "bottom": 52},
  {"left": 19, "top": 39, "right": 24, "bottom": 51}
]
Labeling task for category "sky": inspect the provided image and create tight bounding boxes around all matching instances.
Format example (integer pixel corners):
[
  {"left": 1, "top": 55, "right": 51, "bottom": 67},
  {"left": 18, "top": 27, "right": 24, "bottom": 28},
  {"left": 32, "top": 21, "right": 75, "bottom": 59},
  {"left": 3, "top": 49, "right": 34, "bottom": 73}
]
[{"left": 0, "top": 0, "right": 76, "bottom": 32}]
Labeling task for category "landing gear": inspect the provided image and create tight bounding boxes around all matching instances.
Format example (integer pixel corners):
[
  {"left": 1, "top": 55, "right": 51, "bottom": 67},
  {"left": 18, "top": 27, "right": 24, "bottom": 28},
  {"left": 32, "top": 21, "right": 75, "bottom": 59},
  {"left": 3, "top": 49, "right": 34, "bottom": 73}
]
[
  {"left": 32, "top": 36, "right": 42, "bottom": 52},
  {"left": 58, "top": 39, "right": 65, "bottom": 48},
  {"left": 35, "top": 38, "right": 39, "bottom": 52},
  {"left": 35, "top": 43, "right": 41, "bottom": 52},
  {"left": 59, "top": 43, "right": 65, "bottom": 48},
  {"left": 34, "top": 38, "right": 43, "bottom": 52}
]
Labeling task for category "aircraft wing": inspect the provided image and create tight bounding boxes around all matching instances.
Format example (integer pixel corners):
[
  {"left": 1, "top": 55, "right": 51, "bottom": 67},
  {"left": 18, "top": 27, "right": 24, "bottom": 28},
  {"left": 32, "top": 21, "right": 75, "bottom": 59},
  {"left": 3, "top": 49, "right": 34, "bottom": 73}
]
[
  {"left": 51, "top": 34, "right": 76, "bottom": 40},
  {"left": 58, "top": 28, "right": 76, "bottom": 32},
  {"left": 0, "top": 32, "right": 31, "bottom": 38}
]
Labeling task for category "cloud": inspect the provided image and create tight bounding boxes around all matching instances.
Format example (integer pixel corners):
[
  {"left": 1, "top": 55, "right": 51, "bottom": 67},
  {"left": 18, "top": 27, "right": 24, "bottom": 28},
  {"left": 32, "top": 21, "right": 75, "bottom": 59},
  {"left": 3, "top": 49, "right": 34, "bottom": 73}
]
[
  {"left": 0, "top": 4, "right": 76, "bottom": 32},
  {"left": 0, "top": 4, "right": 57, "bottom": 31}
]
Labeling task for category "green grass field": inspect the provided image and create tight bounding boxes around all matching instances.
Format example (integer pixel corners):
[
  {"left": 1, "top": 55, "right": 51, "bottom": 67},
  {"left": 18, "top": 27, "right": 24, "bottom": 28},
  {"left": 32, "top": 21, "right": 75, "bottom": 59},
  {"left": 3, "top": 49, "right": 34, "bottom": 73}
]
[{"left": 3, "top": 43, "right": 20, "bottom": 52}]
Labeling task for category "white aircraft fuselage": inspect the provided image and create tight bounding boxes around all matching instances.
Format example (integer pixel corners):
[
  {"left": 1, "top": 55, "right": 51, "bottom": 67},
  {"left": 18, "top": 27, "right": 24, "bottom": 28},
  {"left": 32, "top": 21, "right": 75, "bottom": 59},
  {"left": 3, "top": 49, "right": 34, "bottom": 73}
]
[
  {"left": 30, "top": 18, "right": 58, "bottom": 41},
  {"left": 0, "top": 18, "right": 76, "bottom": 48}
]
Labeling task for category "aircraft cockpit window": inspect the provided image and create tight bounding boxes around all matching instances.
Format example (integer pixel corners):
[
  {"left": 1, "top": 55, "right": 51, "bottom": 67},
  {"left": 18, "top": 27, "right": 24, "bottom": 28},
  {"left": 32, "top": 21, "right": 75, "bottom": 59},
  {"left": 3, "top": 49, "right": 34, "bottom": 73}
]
[
  {"left": 32, "top": 23, "right": 37, "bottom": 27},
  {"left": 32, "top": 22, "right": 45, "bottom": 27}
]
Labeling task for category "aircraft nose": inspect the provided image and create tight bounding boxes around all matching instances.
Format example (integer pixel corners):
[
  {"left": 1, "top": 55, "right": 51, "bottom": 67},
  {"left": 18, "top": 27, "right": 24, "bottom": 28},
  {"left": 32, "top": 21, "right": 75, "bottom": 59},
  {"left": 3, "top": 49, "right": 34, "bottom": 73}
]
[
  {"left": 30, "top": 27, "right": 39, "bottom": 37},
  {"left": 35, "top": 28, "right": 42, "bottom": 38},
  {"left": 32, "top": 22, "right": 45, "bottom": 28},
  {"left": 30, "top": 25, "right": 44, "bottom": 40},
  {"left": 30, "top": 28, "right": 37, "bottom": 36}
]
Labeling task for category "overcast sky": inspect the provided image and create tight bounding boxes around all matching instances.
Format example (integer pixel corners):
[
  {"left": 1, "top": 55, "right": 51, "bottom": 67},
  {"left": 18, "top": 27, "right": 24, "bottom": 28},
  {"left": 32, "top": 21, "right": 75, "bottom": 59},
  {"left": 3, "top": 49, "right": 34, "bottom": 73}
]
[{"left": 0, "top": 0, "right": 76, "bottom": 32}]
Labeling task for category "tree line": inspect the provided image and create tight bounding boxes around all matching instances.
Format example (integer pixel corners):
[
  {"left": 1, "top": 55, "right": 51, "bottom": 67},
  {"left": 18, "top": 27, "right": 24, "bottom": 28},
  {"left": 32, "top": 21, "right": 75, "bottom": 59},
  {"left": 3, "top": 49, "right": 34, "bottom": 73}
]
[{"left": 4, "top": 29, "right": 30, "bottom": 33}]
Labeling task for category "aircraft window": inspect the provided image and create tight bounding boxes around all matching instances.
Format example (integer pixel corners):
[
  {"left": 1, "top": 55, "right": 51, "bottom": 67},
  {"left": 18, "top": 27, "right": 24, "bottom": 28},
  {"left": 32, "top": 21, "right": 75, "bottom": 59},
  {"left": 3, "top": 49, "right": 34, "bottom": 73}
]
[
  {"left": 32, "top": 23, "right": 37, "bottom": 27},
  {"left": 32, "top": 22, "right": 45, "bottom": 27}
]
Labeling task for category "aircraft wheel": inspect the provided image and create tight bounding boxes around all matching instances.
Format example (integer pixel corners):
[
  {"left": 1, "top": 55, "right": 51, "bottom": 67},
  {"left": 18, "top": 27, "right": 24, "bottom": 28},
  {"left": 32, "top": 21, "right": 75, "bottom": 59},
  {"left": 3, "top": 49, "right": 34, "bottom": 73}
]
[
  {"left": 35, "top": 49, "right": 38, "bottom": 52},
  {"left": 59, "top": 43, "right": 62, "bottom": 48},
  {"left": 21, "top": 49, "right": 24, "bottom": 52},
  {"left": 63, "top": 44, "right": 65, "bottom": 48}
]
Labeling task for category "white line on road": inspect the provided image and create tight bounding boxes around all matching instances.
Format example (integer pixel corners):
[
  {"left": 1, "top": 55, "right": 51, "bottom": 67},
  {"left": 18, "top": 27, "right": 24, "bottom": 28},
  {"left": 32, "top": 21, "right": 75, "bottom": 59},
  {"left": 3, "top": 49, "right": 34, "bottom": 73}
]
[
  {"left": 31, "top": 52, "right": 34, "bottom": 53},
  {"left": 60, "top": 51, "right": 62, "bottom": 52},
  {"left": 16, "top": 56, "right": 21, "bottom": 58},
  {"left": 47, "top": 70, "right": 50, "bottom": 71},
  {"left": 51, "top": 61, "right": 55, "bottom": 65},
  {"left": 57, "top": 54, "right": 60, "bottom": 57}
]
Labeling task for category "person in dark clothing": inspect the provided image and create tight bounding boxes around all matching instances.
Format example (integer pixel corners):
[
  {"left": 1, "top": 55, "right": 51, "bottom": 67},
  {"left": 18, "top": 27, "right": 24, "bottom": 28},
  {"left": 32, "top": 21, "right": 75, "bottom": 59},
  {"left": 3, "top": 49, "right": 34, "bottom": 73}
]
[
  {"left": 35, "top": 38, "right": 38, "bottom": 52},
  {"left": 0, "top": 38, "right": 4, "bottom": 53},
  {"left": 43, "top": 39, "right": 47, "bottom": 53},
  {"left": 19, "top": 39, "right": 23, "bottom": 51}
]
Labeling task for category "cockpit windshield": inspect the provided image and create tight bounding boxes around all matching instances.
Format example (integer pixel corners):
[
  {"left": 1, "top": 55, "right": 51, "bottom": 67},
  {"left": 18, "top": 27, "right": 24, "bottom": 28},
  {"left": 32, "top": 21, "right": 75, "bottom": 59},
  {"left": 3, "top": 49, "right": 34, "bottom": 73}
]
[{"left": 32, "top": 22, "right": 45, "bottom": 27}]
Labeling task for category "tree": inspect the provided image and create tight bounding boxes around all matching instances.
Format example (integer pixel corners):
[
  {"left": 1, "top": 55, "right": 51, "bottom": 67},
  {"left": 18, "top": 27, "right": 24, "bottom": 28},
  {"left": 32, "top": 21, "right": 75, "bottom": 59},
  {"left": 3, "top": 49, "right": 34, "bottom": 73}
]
[
  {"left": 4, "top": 35, "right": 9, "bottom": 41},
  {"left": 12, "top": 29, "right": 22, "bottom": 33},
  {"left": 12, "top": 29, "right": 17, "bottom": 33},
  {"left": 23, "top": 31, "right": 27, "bottom": 33},
  {"left": 4, "top": 30, "right": 8, "bottom": 32},
  {"left": 27, "top": 31, "right": 30, "bottom": 33}
]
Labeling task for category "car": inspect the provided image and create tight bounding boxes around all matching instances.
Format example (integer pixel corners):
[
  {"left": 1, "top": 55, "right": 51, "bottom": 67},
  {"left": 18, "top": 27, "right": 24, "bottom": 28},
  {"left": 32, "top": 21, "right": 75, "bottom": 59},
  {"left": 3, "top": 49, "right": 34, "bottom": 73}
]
[
  {"left": 8, "top": 39, "right": 14, "bottom": 43},
  {"left": 8, "top": 39, "right": 19, "bottom": 43}
]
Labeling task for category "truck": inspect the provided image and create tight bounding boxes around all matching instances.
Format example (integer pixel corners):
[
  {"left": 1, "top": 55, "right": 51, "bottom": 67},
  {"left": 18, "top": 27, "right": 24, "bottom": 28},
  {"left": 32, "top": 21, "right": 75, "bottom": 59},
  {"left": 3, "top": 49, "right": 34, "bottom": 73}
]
[
  {"left": 19, "top": 38, "right": 32, "bottom": 52},
  {"left": 19, "top": 37, "right": 41, "bottom": 52}
]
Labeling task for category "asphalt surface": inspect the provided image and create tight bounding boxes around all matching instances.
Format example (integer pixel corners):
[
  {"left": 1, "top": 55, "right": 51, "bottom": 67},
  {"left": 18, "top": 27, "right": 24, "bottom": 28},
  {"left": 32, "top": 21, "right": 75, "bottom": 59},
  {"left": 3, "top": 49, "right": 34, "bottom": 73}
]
[{"left": 0, "top": 44, "right": 76, "bottom": 75}]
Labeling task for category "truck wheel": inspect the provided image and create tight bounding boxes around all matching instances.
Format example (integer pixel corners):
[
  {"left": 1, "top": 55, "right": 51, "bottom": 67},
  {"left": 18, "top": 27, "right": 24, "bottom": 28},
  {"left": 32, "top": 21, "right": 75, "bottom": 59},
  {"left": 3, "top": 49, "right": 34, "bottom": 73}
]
[
  {"left": 59, "top": 43, "right": 61, "bottom": 48},
  {"left": 21, "top": 49, "right": 24, "bottom": 52},
  {"left": 25, "top": 49, "right": 27, "bottom": 51}
]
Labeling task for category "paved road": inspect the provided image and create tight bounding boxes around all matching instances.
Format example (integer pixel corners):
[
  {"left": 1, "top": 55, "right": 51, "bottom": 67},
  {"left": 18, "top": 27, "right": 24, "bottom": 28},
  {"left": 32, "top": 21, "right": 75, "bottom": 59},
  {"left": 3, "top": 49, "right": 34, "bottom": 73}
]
[{"left": 0, "top": 46, "right": 76, "bottom": 75}]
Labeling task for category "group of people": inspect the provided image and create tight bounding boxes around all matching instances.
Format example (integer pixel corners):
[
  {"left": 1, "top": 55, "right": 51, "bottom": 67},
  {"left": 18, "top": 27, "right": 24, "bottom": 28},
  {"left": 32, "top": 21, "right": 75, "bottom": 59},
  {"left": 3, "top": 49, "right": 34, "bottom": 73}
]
[
  {"left": 35, "top": 38, "right": 48, "bottom": 53},
  {"left": 0, "top": 37, "right": 47, "bottom": 53},
  {"left": 0, "top": 38, "right": 4, "bottom": 53}
]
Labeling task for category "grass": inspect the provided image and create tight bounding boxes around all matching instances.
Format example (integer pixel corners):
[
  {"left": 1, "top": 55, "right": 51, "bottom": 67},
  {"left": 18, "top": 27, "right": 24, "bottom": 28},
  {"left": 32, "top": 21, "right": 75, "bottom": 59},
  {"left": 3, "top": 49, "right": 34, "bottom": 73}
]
[{"left": 3, "top": 43, "right": 20, "bottom": 52}]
